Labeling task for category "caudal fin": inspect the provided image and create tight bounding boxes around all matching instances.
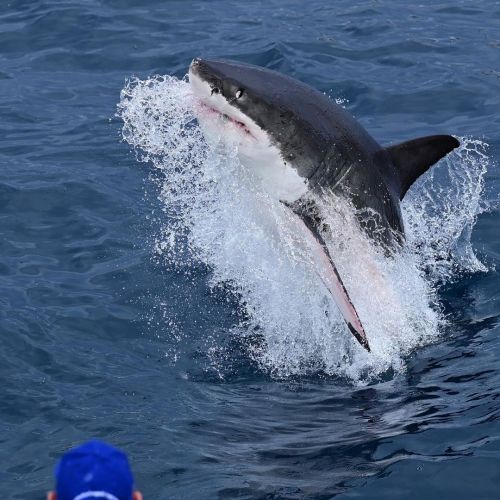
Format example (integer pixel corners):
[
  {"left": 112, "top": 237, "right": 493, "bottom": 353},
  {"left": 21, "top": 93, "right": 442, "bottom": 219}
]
[{"left": 385, "top": 135, "right": 460, "bottom": 199}]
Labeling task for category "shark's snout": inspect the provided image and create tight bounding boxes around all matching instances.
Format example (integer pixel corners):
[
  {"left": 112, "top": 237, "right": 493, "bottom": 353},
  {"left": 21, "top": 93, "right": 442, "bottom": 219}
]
[
  {"left": 189, "top": 57, "right": 215, "bottom": 81},
  {"left": 188, "top": 58, "right": 201, "bottom": 79},
  {"left": 190, "top": 57, "right": 202, "bottom": 70}
]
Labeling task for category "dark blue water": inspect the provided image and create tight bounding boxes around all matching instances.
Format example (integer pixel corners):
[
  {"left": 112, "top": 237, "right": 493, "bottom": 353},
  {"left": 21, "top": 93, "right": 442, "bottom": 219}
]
[{"left": 1, "top": 1, "right": 500, "bottom": 498}]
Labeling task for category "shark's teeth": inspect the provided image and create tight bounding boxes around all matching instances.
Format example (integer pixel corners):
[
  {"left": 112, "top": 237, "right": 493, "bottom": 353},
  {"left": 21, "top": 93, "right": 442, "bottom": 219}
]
[{"left": 198, "top": 101, "right": 253, "bottom": 137}]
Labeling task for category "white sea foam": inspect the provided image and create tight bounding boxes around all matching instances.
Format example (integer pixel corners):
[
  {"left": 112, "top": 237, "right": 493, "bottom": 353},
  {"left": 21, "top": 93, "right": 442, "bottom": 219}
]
[{"left": 118, "top": 75, "right": 489, "bottom": 383}]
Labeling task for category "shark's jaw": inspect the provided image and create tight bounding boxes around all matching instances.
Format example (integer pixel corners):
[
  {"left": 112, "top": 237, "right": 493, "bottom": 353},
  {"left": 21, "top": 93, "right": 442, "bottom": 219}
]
[
  {"left": 197, "top": 101, "right": 254, "bottom": 138},
  {"left": 188, "top": 60, "right": 308, "bottom": 203}
]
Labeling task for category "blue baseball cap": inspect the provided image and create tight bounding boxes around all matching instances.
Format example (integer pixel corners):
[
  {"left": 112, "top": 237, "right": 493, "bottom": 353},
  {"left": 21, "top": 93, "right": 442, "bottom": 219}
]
[{"left": 54, "top": 440, "right": 135, "bottom": 500}]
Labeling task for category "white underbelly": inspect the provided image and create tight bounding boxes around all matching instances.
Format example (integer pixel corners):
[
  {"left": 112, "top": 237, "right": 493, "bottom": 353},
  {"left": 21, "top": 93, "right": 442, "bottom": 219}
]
[{"left": 237, "top": 138, "right": 308, "bottom": 203}]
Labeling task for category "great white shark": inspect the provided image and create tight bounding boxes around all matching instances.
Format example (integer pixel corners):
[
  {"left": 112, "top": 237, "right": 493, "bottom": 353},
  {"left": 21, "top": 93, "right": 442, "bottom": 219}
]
[{"left": 188, "top": 58, "right": 459, "bottom": 352}]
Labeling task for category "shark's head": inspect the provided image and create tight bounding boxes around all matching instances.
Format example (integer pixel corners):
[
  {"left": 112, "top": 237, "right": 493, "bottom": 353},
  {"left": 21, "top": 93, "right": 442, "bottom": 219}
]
[{"left": 189, "top": 58, "right": 333, "bottom": 202}]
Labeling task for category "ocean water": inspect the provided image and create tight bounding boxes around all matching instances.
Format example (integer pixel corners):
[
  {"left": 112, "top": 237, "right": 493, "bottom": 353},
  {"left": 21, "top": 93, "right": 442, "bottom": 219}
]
[{"left": 1, "top": 1, "right": 500, "bottom": 498}]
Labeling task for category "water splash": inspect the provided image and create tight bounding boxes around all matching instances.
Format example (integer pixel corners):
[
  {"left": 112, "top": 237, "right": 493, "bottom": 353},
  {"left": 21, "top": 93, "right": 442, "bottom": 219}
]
[
  {"left": 403, "top": 139, "right": 489, "bottom": 282},
  {"left": 118, "top": 75, "right": 489, "bottom": 383}
]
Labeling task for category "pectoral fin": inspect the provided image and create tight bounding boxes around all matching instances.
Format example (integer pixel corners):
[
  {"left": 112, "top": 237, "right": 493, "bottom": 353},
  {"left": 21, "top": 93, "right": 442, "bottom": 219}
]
[{"left": 286, "top": 203, "right": 370, "bottom": 352}]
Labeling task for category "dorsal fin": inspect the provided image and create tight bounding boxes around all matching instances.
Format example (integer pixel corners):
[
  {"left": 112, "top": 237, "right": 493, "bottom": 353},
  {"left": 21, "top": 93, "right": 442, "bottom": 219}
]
[{"left": 385, "top": 135, "right": 460, "bottom": 199}]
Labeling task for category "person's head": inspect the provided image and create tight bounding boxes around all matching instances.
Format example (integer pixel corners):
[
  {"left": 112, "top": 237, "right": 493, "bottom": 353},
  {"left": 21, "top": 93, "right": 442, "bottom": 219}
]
[{"left": 47, "top": 440, "right": 142, "bottom": 500}]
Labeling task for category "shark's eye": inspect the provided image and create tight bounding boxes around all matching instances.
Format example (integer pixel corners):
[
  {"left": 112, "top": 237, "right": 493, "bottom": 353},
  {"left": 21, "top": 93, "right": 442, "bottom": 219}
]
[
  {"left": 211, "top": 87, "right": 220, "bottom": 95},
  {"left": 235, "top": 89, "right": 244, "bottom": 99}
]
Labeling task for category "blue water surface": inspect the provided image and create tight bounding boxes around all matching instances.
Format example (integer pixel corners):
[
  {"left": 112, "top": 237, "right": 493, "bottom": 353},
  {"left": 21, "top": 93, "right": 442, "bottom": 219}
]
[{"left": 1, "top": 0, "right": 500, "bottom": 498}]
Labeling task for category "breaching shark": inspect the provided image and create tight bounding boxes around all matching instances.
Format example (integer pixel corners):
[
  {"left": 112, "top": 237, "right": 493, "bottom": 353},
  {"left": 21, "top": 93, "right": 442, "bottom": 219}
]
[{"left": 188, "top": 58, "right": 459, "bottom": 352}]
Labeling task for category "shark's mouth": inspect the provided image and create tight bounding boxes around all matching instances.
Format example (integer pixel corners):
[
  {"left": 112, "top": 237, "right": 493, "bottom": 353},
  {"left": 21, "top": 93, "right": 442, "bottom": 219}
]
[{"left": 196, "top": 101, "right": 255, "bottom": 138}]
